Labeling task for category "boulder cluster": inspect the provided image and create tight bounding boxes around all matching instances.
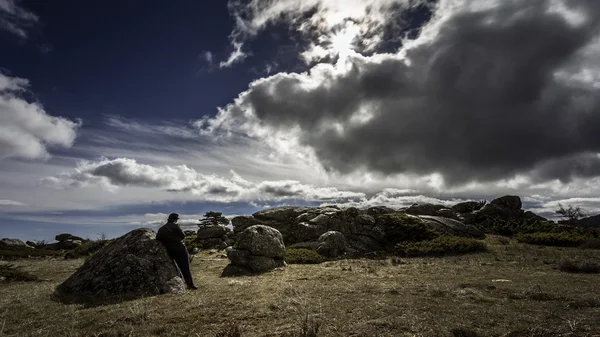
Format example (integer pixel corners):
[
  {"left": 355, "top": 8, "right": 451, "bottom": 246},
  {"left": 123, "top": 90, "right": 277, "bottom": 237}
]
[
  {"left": 2, "top": 194, "right": 560, "bottom": 300},
  {"left": 193, "top": 225, "right": 235, "bottom": 250}
]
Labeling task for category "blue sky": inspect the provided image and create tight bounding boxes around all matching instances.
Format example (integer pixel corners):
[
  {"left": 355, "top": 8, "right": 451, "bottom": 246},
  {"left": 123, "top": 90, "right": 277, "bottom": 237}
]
[{"left": 2, "top": 0, "right": 600, "bottom": 241}]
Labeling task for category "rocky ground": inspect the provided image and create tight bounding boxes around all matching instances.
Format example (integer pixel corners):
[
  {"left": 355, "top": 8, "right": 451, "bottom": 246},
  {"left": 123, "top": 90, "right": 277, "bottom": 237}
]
[{"left": 1, "top": 236, "right": 600, "bottom": 337}]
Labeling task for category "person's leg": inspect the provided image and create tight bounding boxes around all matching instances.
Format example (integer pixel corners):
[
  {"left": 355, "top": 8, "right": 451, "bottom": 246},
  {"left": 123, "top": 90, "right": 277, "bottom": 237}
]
[{"left": 172, "top": 249, "right": 197, "bottom": 289}]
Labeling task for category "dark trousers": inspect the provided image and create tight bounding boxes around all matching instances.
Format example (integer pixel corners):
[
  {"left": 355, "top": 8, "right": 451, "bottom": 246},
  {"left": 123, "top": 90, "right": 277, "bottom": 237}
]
[{"left": 167, "top": 248, "right": 194, "bottom": 286}]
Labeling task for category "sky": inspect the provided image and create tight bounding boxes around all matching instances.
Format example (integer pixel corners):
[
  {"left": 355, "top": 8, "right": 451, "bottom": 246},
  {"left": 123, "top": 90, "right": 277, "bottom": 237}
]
[{"left": 1, "top": 0, "right": 600, "bottom": 242}]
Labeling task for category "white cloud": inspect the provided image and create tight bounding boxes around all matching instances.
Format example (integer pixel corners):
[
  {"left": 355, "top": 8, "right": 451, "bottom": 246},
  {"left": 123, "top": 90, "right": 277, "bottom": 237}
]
[
  {"left": 0, "top": 199, "right": 25, "bottom": 206},
  {"left": 41, "top": 157, "right": 365, "bottom": 203},
  {"left": 201, "top": 0, "right": 600, "bottom": 190},
  {"left": 0, "top": 73, "right": 81, "bottom": 160},
  {"left": 221, "top": 0, "right": 430, "bottom": 65},
  {"left": 0, "top": 0, "right": 38, "bottom": 38}
]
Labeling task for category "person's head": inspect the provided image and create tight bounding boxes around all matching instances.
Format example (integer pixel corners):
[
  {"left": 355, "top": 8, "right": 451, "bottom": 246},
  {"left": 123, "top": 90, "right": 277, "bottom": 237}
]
[{"left": 167, "top": 213, "right": 179, "bottom": 223}]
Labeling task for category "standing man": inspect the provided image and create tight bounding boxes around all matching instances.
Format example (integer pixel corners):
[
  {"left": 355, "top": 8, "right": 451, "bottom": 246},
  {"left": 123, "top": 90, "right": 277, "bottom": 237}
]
[{"left": 156, "top": 213, "right": 198, "bottom": 290}]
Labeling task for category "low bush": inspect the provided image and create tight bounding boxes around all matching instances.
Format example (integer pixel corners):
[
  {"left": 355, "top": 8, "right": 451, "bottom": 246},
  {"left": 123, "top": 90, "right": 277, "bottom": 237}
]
[
  {"left": 516, "top": 232, "right": 590, "bottom": 247},
  {"left": 0, "top": 263, "right": 40, "bottom": 282},
  {"left": 476, "top": 217, "right": 558, "bottom": 236},
  {"left": 559, "top": 260, "right": 600, "bottom": 274},
  {"left": 184, "top": 236, "right": 202, "bottom": 253},
  {"left": 285, "top": 248, "right": 325, "bottom": 264},
  {"left": 0, "top": 248, "right": 63, "bottom": 260},
  {"left": 64, "top": 240, "right": 112, "bottom": 259},
  {"left": 376, "top": 213, "right": 439, "bottom": 244},
  {"left": 579, "top": 239, "right": 600, "bottom": 250},
  {"left": 395, "top": 236, "right": 486, "bottom": 257}
]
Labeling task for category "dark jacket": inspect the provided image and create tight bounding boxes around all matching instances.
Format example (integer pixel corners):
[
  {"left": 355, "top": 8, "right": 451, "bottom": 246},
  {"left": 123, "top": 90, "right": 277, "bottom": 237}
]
[{"left": 156, "top": 221, "right": 186, "bottom": 252}]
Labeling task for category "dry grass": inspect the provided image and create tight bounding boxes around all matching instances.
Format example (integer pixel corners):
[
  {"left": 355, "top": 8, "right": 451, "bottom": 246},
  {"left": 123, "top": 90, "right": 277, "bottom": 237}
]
[{"left": 1, "top": 237, "right": 600, "bottom": 336}]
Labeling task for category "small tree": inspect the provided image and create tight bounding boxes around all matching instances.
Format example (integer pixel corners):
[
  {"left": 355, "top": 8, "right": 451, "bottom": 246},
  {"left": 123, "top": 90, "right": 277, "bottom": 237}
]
[
  {"left": 555, "top": 203, "right": 586, "bottom": 226},
  {"left": 199, "top": 211, "right": 229, "bottom": 227}
]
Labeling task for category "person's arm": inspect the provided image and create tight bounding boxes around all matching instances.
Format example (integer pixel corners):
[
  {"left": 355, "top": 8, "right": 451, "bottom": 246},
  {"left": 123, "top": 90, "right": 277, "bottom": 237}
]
[{"left": 172, "top": 223, "right": 186, "bottom": 240}]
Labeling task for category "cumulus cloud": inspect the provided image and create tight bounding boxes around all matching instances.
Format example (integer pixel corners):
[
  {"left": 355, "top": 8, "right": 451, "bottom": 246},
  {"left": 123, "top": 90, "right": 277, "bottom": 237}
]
[
  {"left": 200, "top": 0, "right": 600, "bottom": 188},
  {"left": 221, "top": 0, "right": 431, "bottom": 66},
  {"left": 0, "top": 0, "right": 38, "bottom": 38},
  {"left": 0, "top": 73, "right": 80, "bottom": 160},
  {"left": 41, "top": 157, "right": 365, "bottom": 203}
]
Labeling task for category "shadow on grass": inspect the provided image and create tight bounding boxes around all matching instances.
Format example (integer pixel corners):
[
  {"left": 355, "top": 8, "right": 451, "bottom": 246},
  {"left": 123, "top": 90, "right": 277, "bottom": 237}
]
[{"left": 51, "top": 289, "right": 162, "bottom": 308}]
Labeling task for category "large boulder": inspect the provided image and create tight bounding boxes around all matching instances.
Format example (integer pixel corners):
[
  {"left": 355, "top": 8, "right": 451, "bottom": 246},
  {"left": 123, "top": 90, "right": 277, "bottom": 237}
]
[
  {"left": 221, "top": 225, "right": 286, "bottom": 276},
  {"left": 234, "top": 225, "right": 285, "bottom": 258},
  {"left": 490, "top": 195, "right": 522, "bottom": 210},
  {"left": 417, "top": 216, "right": 486, "bottom": 239},
  {"left": 55, "top": 228, "right": 185, "bottom": 300},
  {"left": 0, "top": 238, "right": 31, "bottom": 249},
  {"left": 316, "top": 231, "right": 347, "bottom": 258}
]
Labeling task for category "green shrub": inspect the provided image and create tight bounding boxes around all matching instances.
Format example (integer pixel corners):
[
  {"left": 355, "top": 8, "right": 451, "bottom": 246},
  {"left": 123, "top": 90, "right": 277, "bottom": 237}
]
[
  {"left": 64, "top": 240, "right": 112, "bottom": 259},
  {"left": 376, "top": 213, "right": 439, "bottom": 244},
  {"left": 579, "top": 239, "right": 600, "bottom": 250},
  {"left": 516, "top": 232, "right": 590, "bottom": 247},
  {"left": 0, "top": 264, "right": 40, "bottom": 282},
  {"left": 476, "top": 217, "right": 558, "bottom": 236},
  {"left": 0, "top": 248, "right": 63, "bottom": 260},
  {"left": 285, "top": 248, "right": 325, "bottom": 264},
  {"left": 184, "top": 236, "right": 202, "bottom": 253},
  {"left": 559, "top": 260, "right": 600, "bottom": 274},
  {"left": 395, "top": 236, "right": 486, "bottom": 257}
]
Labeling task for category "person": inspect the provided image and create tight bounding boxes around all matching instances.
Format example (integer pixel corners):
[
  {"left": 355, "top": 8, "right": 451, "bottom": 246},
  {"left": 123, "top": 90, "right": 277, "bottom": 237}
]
[{"left": 156, "top": 213, "right": 198, "bottom": 290}]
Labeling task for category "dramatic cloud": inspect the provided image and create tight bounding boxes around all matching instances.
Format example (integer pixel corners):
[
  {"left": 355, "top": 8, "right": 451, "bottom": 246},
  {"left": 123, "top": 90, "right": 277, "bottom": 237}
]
[
  {"left": 0, "top": 73, "right": 80, "bottom": 160},
  {"left": 42, "top": 157, "right": 365, "bottom": 203},
  {"left": 0, "top": 0, "right": 38, "bottom": 38},
  {"left": 201, "top": 0, "right": 600, "bottom": 188},
  {"left": 222, "top": 0, "right": 431, "bottom": 66}
]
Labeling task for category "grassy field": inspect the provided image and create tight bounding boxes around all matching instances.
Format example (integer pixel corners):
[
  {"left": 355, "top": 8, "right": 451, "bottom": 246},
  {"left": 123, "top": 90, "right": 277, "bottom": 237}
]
[{"left": 1, "top": 236, "right": 600, "bottom": 337}]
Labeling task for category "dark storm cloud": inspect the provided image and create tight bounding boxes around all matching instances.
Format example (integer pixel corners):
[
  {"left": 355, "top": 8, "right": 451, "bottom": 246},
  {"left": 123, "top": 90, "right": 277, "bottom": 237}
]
[{"left": 205, "top": 0, "right": 600, "bottom": 185}]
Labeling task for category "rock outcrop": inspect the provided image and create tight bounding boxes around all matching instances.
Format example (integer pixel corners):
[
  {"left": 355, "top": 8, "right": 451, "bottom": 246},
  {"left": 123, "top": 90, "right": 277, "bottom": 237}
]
[
  {"left": 221, "top": 225, "right": 286, "bottom": 277},
  {"left": 0, "top": 238, "right": 31, "bottom": 249},
  {"left": 417, "top": 216, "right": 485, "bottom": 239},
  {"left": 55, "top": 228, "right": 185, "bottom": 300}
]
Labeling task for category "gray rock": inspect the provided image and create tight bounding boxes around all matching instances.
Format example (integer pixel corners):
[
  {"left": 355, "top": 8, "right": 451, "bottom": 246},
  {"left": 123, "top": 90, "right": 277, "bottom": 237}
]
[
  {"left": 0, "top": 238, "right": 31, "bottom": 249},
  {"left": 223, "top": 225, "right": 286, "bottom": 276},
  {"left": 451, "top": 201, "right": 486, "bottom": 214},
  {"left": 293, "top": 222, "right": 327, "bottom": 242},
  {"left": 490, "top": 195, "right": 522, "bottom": 210},
  {"left": 196, "top": 225, "right": 228, "bottom": 239},
  {"left": 55, "top": 228, "right": 185, "bottom": 299},
  {"left": 252, "top": 206, "right": 311, "bottom": 222},
  {"left": 234, "top": 225, "right": 285, "bottom": 258},
  {"left": 417, "top": 216, "right": 485, "bottom": 239},
  {"left": 405, "top": 204, "right": 447, "bottom": 216},
  {"left": 316, "top": 231, "right": 347, "bottom": 258},
  {"left": 436, "top": 208, "right": 458, "bottom": 219},
  {"left": 366, "top": 206, "right": 396, "bottom": 216},
  {"left": 55, "top": 234, "right": 85, "bottom": 242},
  {"left": 231, "top": 216, "right": 264, "bottom": 234},
  {"left": 247, "top": 256, "right": 285, "bottom": 273}
]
